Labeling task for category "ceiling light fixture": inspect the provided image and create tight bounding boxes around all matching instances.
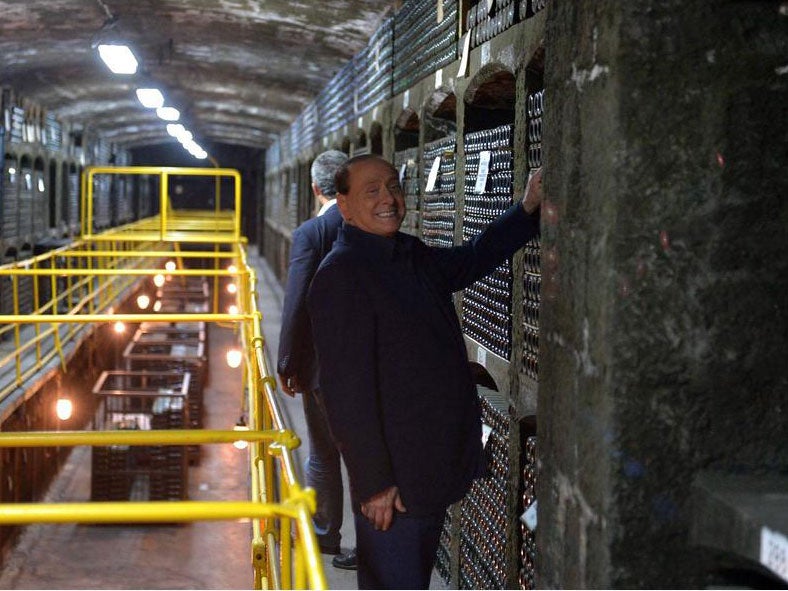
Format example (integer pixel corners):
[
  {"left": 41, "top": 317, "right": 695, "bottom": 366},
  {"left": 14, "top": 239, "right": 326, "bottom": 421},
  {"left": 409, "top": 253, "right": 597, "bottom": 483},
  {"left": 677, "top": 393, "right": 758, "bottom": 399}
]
[
  {"left": 97, "top": 43, "right": 138, "bottom": 74},
  {"left": 136, "top": 88, "right": 164, "bottom": 109},
  {"left": 156, "top": 106, "right": 180, "bottom": 121}
]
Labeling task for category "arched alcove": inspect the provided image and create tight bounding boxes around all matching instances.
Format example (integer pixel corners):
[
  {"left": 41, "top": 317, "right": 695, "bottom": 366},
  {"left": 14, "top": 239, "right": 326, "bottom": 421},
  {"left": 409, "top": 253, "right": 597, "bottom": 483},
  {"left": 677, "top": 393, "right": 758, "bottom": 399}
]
[
  {"left": 370, "top": 122, "right": 383, "bottom": 155},
  {"left": 463, "top": 64, "right": 516, "bottom": 132},
  {"left": 394, "top": 107, "right": 419, "bottom": 152},
  {"left": 423, "top": 88, "right": 457, "bottom": 144}
]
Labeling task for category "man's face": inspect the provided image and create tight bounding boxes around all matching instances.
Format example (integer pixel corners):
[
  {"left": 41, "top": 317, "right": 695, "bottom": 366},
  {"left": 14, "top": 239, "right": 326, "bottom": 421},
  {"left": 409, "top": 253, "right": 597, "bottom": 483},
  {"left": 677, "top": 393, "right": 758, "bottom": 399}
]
[{"left": 337, "top": 159, "right": 406, "bottom": 238}]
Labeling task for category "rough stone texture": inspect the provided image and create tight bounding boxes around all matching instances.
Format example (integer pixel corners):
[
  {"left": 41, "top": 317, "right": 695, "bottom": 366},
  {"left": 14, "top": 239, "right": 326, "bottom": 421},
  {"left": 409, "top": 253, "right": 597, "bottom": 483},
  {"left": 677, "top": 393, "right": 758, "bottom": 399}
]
[
  {"left": 539, "top": 1, "right": 788, "bottom": 588},
  {"left": 0, "top": 0, "right": 393, "bottom": 148}
]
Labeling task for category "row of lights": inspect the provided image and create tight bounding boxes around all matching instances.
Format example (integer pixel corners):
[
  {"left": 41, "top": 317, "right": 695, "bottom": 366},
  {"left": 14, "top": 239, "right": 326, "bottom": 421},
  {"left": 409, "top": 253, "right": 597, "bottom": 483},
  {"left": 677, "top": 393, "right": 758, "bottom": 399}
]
[{"left": 96, "top": 44, "right": 208, "bottom": 160}]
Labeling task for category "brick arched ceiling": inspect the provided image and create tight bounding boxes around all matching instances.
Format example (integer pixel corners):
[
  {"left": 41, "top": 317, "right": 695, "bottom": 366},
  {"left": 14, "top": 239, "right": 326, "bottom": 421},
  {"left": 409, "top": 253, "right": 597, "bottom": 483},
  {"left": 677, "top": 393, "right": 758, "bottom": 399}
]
[{"left": 0, "top": 0, "right": 394, "bottom": 149}]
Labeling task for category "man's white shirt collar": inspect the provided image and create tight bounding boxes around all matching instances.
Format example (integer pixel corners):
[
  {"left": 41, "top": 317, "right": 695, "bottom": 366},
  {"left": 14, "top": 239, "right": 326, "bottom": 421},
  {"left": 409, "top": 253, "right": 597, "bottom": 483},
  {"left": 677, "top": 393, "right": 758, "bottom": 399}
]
[{"left": 317, "top": 198, "right": 337, "bottom": 217}]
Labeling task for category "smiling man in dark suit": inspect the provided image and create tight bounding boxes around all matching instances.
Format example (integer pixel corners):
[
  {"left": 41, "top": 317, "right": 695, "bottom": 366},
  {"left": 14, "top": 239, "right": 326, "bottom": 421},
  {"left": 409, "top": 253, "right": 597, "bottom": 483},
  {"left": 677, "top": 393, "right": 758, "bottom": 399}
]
[{"left": 307, "top": 154, "right": 542, "bottom": 589}]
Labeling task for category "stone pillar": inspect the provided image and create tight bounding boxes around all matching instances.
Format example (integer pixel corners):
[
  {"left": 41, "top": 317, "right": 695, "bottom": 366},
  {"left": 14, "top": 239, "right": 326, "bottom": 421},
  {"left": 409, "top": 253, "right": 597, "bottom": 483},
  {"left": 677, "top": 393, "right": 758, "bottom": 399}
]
[{"left": 538, "top": 1, "right": 788, "bottom": 587}]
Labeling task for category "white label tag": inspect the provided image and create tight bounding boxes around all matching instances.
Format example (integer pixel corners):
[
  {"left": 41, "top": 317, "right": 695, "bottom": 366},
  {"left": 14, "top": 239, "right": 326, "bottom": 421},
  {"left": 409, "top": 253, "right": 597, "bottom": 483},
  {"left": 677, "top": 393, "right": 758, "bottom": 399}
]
[
  {"left": 761, "top": 527, "right": 788, "bottom": 583},
  {"left": 457, "top": 32, "right": 471, "bottom": 79},
  {"left": 425, "top": 156, "right": 441, "bottom": 192},
  {"left": 475, "top": 150, "right": 491, "bottom": 193},
  {"left": 435, "top": 68, "right": 443, "bottom": 89},
  {"left": 481, "top": 42, "right": 491, "bottom": 66},
  {"left": 358, "top": 117, "right": 363, "bottom": 129},
  {"left": 520, "top": 500, "right": 538, "bottom": 532},
  {"left": 481, "top": 423, "right": 493, "bottom": 448},
  {"left": 437, "top": 0, "right": 443, "bottom": 22},
  {"left": 476, "top": 345, "right": 487, "bottom": 366},
  {"left": 373, "top": 106, "right": 379, "bottom": 120},
  {"left": 399, "top": 163, "right": 407, "bottom": 184},
  {"left": 403, "top": 89, "right": 410, "bottom": 108}
]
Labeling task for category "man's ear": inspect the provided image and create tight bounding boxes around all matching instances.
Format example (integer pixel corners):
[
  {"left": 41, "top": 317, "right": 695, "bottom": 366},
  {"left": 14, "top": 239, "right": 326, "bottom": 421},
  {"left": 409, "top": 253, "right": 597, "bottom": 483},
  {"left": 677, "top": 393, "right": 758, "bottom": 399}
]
[
  {"left": 336, "top": 194, "right": 350, "bottom": 221},
  {"left": 311, "top": 182, "right": 322, "bottom": 200}
]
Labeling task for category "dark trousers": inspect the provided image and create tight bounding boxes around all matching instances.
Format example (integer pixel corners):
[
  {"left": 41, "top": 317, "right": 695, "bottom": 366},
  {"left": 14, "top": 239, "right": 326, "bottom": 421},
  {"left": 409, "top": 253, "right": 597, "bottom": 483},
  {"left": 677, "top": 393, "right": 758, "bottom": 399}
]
[
  {"left": 302, "top": 388, "right": 344, "bottom": 549},
  {"left": 354, "top": 510, "right": 444, "bottom": 589}
]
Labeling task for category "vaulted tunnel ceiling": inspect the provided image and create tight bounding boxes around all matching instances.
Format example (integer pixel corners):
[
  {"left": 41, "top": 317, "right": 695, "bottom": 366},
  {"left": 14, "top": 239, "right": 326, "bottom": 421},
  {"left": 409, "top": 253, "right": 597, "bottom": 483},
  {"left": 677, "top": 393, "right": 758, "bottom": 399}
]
[{"left": 0, "top": 0, "right": 395, "bottom": 150}]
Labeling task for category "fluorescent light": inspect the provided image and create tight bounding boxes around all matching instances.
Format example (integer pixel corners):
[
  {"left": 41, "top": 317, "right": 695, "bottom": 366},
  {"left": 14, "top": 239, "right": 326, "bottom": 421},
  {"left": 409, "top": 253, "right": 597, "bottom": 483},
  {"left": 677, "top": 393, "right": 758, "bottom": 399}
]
[
  {"left": 156, "top": 106, "right": 180, "bottom": 121},
  {"left": 166, "top": 123, "right": 185, "bottom": 137},
  {"left": 97, "top": 44, "right": 138, "bottom": 74},
  {"left": 136, "top": 88, "right": 164, "bottom": 109}
]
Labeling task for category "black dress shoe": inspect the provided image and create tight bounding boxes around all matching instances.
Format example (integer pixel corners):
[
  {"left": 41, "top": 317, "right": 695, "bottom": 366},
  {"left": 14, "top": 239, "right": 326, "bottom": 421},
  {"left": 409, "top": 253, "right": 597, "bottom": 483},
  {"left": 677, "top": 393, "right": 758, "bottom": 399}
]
[{"left": 332, "top": 549, "right": 357, "bottom": 570}]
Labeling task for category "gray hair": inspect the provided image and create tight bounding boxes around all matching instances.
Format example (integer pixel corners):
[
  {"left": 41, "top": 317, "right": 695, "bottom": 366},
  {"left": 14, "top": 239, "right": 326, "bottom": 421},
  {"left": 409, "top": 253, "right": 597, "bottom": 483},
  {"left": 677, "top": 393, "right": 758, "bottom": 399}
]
[{"left": 310, "top": 150, "right": 349, "bottom": 197}]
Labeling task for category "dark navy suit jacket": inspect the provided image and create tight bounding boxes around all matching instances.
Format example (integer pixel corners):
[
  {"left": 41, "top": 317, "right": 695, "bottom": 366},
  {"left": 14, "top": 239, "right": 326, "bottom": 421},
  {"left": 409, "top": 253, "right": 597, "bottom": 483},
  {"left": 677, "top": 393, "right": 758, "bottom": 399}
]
[
  {"left": 307, "top": 204, "right": 540, "bottom": 515},
  {"left": 277, "top": 204, "right": 343, "bottom": 393}
]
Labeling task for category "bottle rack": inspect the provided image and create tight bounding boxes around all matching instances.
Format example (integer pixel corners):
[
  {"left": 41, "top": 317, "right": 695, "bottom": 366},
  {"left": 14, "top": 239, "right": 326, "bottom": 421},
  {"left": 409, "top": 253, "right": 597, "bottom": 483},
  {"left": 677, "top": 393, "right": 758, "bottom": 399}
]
[
  {"left": 522, "top": 88, "right": 543, "bottom": 380},
  {"left": 421, "top": 135, "right": 456, "bottom": 248},
  {"left": 393, "top": 0, "right": 458, "bottom": 96},
  {"left": 462, "top": 123, "right": 515, "bottom": 360}
]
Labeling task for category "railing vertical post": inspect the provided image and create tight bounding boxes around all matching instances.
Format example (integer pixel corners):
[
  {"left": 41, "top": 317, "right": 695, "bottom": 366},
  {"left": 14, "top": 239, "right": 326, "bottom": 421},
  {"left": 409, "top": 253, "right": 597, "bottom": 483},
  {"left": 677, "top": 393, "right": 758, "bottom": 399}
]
[{"left": 160, "top": 171, "right": 169, "bottom": 241}]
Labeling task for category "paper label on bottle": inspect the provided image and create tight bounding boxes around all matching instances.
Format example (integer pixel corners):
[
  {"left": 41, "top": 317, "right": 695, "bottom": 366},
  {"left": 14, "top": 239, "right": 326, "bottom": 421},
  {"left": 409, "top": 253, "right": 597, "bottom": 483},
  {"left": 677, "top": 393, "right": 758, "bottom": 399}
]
[
  {"left": 435, "top": 68, "right": 443, "bottom": 89},
  {"left": 481, "top": 41, "right": 491, "bottom": 66},
  {"left": 476, "top": 345, "right": 487, "bottom": 366},
  {"left": 425, "top": 156, "right": 441, "bottom": 192},
  {"left": 475, "top": 150, "right": 491, "bottom": 193},
  {"left": 481, "top": 423, "right": 493, "bottom": 448},
  {"left": 520, "top": 500, "right": 538, "bottom": 532},
  {"left": 761, "top": 527, "right": 788, "bottom": 583},
  {"left": 457, "top": 32, "right": 471, "bottom": 79}
]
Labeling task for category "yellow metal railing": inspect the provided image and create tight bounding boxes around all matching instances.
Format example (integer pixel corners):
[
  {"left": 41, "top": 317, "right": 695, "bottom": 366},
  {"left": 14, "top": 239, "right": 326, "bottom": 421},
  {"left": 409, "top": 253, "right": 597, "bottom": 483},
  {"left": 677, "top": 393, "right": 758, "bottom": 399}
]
[{"left": 0, "top": 166, "right": 326, "bottom": 589}]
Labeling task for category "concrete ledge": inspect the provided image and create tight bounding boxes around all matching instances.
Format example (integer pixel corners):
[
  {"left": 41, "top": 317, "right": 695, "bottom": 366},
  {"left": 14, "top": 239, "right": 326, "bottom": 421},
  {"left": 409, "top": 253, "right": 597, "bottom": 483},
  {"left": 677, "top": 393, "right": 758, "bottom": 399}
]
[{"left": 690, "top": 470, "right": 788, "bottom": 583}]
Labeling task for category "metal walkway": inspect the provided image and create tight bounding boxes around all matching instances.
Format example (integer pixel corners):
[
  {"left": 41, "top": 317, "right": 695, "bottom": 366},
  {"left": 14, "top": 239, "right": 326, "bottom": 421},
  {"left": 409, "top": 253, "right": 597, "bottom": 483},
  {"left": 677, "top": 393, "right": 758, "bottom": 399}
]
[{"left": 0, "top": 166, "right": 326, "bottom": 589}]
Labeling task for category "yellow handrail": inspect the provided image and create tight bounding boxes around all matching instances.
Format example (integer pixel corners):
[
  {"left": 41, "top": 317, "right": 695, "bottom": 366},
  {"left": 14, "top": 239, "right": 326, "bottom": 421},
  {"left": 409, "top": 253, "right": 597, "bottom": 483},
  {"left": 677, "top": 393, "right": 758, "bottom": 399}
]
[{"left": 0, "top": 165, "right": 326, "bottom": 589}]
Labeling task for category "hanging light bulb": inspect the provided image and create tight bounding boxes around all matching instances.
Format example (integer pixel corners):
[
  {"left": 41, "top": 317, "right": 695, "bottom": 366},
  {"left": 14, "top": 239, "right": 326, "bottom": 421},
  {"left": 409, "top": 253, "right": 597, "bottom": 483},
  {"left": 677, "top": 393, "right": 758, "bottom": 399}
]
[
  {"left": 226, "top": 348, "right": 243, "bottom": 369},
  {"left": 165, "top": 260, "right": 177, "bottom": 272},
  {"left": 233, "top": 417, "right": 249, "bottom": 450},
  {"left": 228, "top": 304, "right": 239, "bottom": 316},
  {"left": 153, "top": 300, "right": 162, "bottom": 312},
  {"left": 226, "top": 283, "right": 237, "bottom": 295},
  {"left": 153, "top": 273, "right": 165, "bottom": 287},
  {"left": 137, "top": 294, "right": 150, "bottom": 310},
  {"left": 113, "top": 321, "right": 126, "bottom": 334},
  {"left": 227, "top": 264, "right": 238, "bottom": 274},
  {"left": 55, "top": 397, "right": 73, "bottom": 421}
]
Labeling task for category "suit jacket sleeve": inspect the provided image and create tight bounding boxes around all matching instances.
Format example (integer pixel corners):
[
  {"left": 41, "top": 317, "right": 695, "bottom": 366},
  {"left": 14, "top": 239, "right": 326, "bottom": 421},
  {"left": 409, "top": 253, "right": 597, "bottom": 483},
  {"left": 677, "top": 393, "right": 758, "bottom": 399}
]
[
  {"left": 429, "top": 203, "right": 540, "bottom": 293},
  {"left": 277, "top": 224, "right": 320, "bottom": 381},
  {"left": 307, "top": 261, "right": 396, "bottom": 503}
]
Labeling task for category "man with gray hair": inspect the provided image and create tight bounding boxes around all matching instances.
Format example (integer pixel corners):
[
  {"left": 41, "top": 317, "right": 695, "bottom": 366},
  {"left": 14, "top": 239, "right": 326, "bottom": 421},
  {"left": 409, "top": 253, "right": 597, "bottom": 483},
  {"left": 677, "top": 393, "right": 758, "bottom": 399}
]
[{"left": 277, "top": 149, "right": 357, "bottom": 570}]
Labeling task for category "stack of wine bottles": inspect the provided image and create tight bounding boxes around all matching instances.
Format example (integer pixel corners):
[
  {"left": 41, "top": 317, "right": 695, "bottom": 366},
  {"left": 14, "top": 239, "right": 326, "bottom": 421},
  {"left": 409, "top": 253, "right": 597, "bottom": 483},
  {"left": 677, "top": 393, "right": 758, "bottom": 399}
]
[
  {"left": 355, "top": 17, "right": 393, "bottom": 116},
  {"left": 519, "top": 435, "right": 538, "bottom": 589},
  {"left": 421, "top": 135, "right": 456, "bottom": 248},
  {"left": 459, "top": 390, "right": 511, "bottom": 588},
  {"left": 393, "top": 0, "right": 458, "bottom": 95},
  {"left": 462, "top": 123, "right": 515, "bottom": 359},
  {"left": 522, "top": 87, "right": 543, "bottom": 379},
  {"left": 467, "top": 0, "right": 518, "bottom": 49},
  {"left": 317, "top": 61, "right": 355, "bottom": 136}
]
